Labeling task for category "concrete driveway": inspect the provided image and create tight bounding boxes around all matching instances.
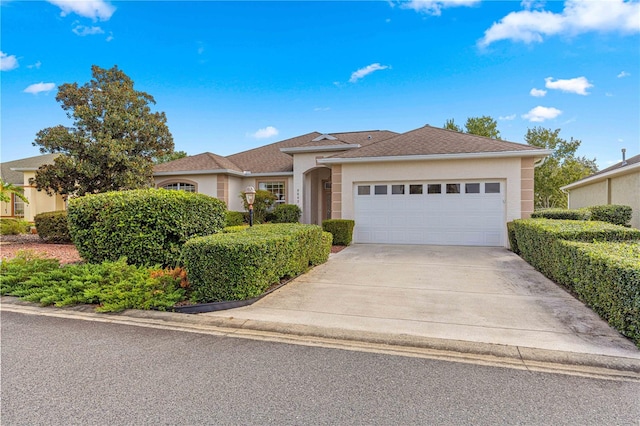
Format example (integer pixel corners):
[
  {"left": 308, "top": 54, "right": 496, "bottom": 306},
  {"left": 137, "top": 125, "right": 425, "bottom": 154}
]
[{"left": 204, "top": 244, "right": 640, "bottom": 359}]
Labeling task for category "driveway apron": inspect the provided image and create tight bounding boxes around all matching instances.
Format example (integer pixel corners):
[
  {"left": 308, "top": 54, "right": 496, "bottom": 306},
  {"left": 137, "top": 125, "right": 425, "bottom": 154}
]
[{"left": 203, "top": 244, "right": 640, "bottom": 359}]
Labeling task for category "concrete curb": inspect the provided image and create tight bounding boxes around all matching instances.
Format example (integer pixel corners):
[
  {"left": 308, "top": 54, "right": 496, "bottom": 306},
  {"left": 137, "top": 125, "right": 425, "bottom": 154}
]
[{"left": 3, "top": 296, "right": 639, "bottom": 380}]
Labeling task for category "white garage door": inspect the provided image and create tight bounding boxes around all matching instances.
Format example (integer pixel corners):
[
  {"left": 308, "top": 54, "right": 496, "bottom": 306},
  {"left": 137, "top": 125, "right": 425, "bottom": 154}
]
[{"left": 354, "top": 181, "right": 505, "bottom": 246}]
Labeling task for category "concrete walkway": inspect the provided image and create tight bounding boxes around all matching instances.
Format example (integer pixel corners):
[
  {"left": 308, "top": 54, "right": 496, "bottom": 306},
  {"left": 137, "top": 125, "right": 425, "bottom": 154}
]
[{"left": 204, "top": 244, "right": 640, "bottom": 360}]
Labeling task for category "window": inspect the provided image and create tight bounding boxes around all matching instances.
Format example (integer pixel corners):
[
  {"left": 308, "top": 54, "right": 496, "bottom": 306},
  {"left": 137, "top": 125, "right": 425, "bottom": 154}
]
[
  {"left": 427, "top": 184, "right": 441, "bottom": 194},
  {"left": 409, "top": 185, "right": 423, "bottom": 195},
  {"left": 485, "top": 182, "right": 500, "bottom": 193},
  {"left": 358, "top": 185, "right": 370, "bottom": 195},
  {"left": 162, "top": 182, "right": 196, "bottom": 192},
  {"left": 259, "top": 181, "right": 286, "bottom": 204},
  {"left": 465, "top": 183, "right": 480, "bottom": 194},
  {"left": 392, "top": 185, "right": 405, "bottom": 195},
  {"left": 446, "top": 184, "right": 460, "bottom": 194},
  {"left": 13, "top": 196, "right": 24, "bottom": 218},
  {"left": 374, "top": 185, "right": 387, "bottom": 195}
]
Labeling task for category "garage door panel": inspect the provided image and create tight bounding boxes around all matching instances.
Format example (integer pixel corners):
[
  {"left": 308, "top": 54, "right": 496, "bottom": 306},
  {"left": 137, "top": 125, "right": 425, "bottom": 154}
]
[{"left": 354, "top": 180, "right": 505, "bottom": 247}]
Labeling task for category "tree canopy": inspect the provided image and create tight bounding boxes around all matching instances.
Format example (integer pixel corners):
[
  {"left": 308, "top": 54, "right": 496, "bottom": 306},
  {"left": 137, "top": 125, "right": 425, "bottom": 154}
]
[
  {"left": 33, "top": 65, "right": 175, "bottom": 197},
  {"left": 525, "top": 127, "right": 597, "bottom": 209},
  {"left": 443, "top": 115, "right": 501, "bottom": 139}
]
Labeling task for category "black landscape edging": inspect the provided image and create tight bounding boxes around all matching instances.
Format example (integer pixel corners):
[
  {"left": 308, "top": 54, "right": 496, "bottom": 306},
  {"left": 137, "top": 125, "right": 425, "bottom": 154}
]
[{"left": 170, "top": 278, "right": 293, "bottom": 314}]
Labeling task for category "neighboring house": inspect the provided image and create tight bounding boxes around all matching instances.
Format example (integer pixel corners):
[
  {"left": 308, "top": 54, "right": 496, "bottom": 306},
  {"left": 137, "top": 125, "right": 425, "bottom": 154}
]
[
  {"left": 154, "top": 125, "right": 551, "bottom": 248},
  {"left": 0, "top": 154, "right": 65, "bottom": 222},
  {"left": 561, "top": 153, "right": 640, "bottom": 229}
]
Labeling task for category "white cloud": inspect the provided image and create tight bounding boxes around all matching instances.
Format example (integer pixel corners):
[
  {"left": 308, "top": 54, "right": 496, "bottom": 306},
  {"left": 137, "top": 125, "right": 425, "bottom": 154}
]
[
  {"left": 399, "top": 0, "right": 480, "bottom": 16},
  {"left": 250, "top": 126, "right": 279, "bottom": 139},
  {"left": 617, "top": 71, "right": 630, "bottom": 78},
  {"left": 106, "top": 32, "right": 114, "bottom": 42},
  {"left": 530, "top": 88, "right": 547, "bottom": 97},
  {"left": 499, "top": 114, "right": 516, "bottom": 121},
  {"left": 27, "top": 61, "right": 42, "bottom": 69},
  {"left": 545, "top": 76, "right": 593, "bottom": 95},
  {"left": 47, "top": 0, "right": 115, "bottom": 20},
  {"left": 522, "top": 106, "right": 562, "bottom": 122},
  {"left": 72, "top": 25, "right": 104, "bottom": 36},
  {"left": 349, "top": 63, "right": 390, "bottom": 83},
  {"left": 479, "top": 0, "right": 640, "bottom": 46},
  {"left": 23, "top": 82, "right": 56, "bottom": 95},
  {"left": 1, "top": 51, "right": 18, "bottom": 71}
]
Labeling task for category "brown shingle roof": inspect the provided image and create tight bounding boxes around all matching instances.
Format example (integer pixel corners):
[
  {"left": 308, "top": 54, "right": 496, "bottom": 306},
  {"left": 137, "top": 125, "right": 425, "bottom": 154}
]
[
  {"left": 329, "top": 125, "right": 546, "bottom": 159},
  {"left": 154, "top": 152, "right": 242, "bottom": 174},
  {"left": 0, "top": 154, "right": 60, "bottom": 185}
]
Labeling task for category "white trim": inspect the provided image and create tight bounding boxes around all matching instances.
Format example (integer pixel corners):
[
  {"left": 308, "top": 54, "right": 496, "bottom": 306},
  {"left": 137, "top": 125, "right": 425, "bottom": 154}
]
[
  {"left": 280, "top": 144, "right": 360, "bottom": 154},
  {"left": 311, "top": 134, "right": 338, "bottom": 141},
  {"left": 318, "top": 150, "right": 553, "bottom": 164},
  {"left": 246, "top": 172, "right": 294, "bottom": 177},
  {"left": 561, "top": 162, "right": 640, "bottom": 191}
]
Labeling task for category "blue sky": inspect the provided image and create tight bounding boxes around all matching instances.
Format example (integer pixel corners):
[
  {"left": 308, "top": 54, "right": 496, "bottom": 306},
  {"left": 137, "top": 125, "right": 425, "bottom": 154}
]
[{"left": 1, "top": 0, "right": 639, "bottom": 168}]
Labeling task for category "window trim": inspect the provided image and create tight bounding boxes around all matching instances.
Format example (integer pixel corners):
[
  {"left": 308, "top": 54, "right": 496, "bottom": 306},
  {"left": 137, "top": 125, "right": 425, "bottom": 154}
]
[
  {"left": 158, "top": 180, "right": 198, "bottom": 192},
  {"left": 257, "top": 180, "right": 287, "bottom": 204}
]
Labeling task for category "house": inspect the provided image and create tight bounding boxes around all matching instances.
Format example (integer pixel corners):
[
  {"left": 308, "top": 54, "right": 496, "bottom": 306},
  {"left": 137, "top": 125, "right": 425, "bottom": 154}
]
[
  {"left": 0, "top": 154, "right": 66, "bottom": 222},
  {"left": 154, "top": 125, "right": 551, "bottom": 247},
  {"left": 561, "top": 152, "right": 639, "bottom": 229}
]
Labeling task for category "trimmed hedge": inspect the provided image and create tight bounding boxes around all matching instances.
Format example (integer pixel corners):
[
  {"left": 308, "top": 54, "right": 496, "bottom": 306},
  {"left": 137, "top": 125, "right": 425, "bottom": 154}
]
[
  {"left": 0, "top": 218, "right": 30, "bottom": 235},
  {"left": 34, "top": 210, "right": 71, "bottom": 243},
  {"left": 225, "top": 211, "right": 246, "bottom": 227},
  {"left": 506, "top": 221, "right": 518, "bottom": 254},
  {"left": 322, "top": 219, "right": 355, "bottom": 246},
  {"left": 182, "top": 224, "right": 331, "bottom": 303},
  {"left": 271, "top": 204, "right": 301, "bottom": 223},
  {"left": 588, "top": 205, "right": 632, "bottom": 227},
  {"left": 67, "top": 189, "right": 226, "bottom": 266},
  {"left": 531, "top": 208, "right": 591, "bottom": 221},
  {"left": 552, "top": 241, "right": 639, "bottom": 345}
]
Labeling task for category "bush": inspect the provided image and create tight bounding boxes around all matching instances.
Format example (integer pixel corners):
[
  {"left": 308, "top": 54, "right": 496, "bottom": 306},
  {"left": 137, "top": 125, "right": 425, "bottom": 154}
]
[
  {"left": 271, "top": 204, "right": 301, "bottom": 223},
  {"left": 67, "top": 188, "right": 226, "bottom": 267},
  {"left": 0, "top": 218, "right": 30, "bottom": 235},
  {"left": 34, "top": 210, "right": 71, "bottom": 243},
  {"left": 506, "top": 221, "right": 518, "bottom": 254},
  {"left": 587, "top": 205, "right": 632, "bottom": 227},
  {"left": 182, "top": 224, "right": 330, "bottom": 303},
  {"left": 225, "top": 211, "right": 246, "bottom": 227},
  {"left": 530, "top": 208, "right": 591, "bottom": 220},
  {"left": 239, "top": 189, "right": 276, "bottom": 224},
  {"left": 322, "top": 219, "right": 355, "bottom": 246}
]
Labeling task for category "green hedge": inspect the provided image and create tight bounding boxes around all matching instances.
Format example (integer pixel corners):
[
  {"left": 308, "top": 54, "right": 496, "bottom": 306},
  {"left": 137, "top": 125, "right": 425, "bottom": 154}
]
[
  {"left": 67, "top": 189, "right": 226, "bottom": 267},
  {"left": 506, "top": 221, "right": 518, "bottom": 254},
  {"left": 552, "top": 241, "right": 639, "bottom": 345},
  {"left": 34, "top": 210, "right": 71, "bottom": 243},
  {"left": 271, "top": 204, "right": 301, "bottom": 223},
  {"left": 588, "top": 205, "right": 632, "bottom": 227},
  {"left": 182, "top": 224, "right": 330, "bottom": 303},
  {"left": 322, "top": 219, "right": 355, "bottom": 246},
  {"left": 0, "top": 218, "right": 30, "bottom": 235},
  {"left": 225, "top": 211, "right": 246, "bottom": 227},
  {"left": 531, "top": 208, "right": 591, "bottom": 220}
]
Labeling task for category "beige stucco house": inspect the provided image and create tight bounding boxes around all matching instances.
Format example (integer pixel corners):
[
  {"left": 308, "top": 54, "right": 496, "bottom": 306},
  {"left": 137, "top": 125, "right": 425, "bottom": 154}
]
[
  {"left": 1, "top": 154, "right": 66, "bottom": 222},
  {"left": 561, "top": 153, "right": 639, "bottom": 229},
  {"left": 154, "top": 125, "right": 551, "bottom": 247}
]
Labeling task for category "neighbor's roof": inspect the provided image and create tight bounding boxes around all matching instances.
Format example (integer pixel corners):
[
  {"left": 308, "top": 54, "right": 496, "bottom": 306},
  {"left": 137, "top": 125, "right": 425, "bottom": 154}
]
[
  {"left": 325, "top": 125, "right": 548, "bottom": 160},
  {"left": 562, "top": 153, "right": 640, "bottom": 190},
  {"left": 154, "top": 152, "right": 242, "bottom": 175},
  {"left": 0, "top": 154, "right": 59, "bottom": 185}
]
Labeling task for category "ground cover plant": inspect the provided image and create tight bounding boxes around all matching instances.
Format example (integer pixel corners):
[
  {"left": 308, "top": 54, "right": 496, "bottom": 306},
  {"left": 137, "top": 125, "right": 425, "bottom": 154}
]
[{"left": 0, "top": 251, "right": 186, "bottom": 312}]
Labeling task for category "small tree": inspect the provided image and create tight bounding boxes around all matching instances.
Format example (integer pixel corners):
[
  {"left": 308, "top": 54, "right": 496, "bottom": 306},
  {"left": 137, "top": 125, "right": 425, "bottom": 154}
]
[
  {"left": 239, "top": 189, "right": 276, "bottom": 224},
  {"left": 443, "top": 118, "right": 463, "bottom": 132},
  {"left": 464, "top": 116, "right": 501, "bottom": 139},
  {"left": 32, "top": 65, "right": 175, "bottom": 197}
]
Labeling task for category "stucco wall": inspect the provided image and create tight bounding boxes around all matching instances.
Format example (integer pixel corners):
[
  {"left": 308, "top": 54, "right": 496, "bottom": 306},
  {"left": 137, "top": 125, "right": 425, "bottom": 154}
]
[
  {"left": 567, "top": 180, "right": 609, "bottom": 209},
  {"left": 611, "top": 173, "right": 640, "bottom": 228},
  {"left": 339, "top": 156, "right": 523, "bottom": 225},
  {"left": 155, "top": 174, "right": 218, "bottom": 198}
]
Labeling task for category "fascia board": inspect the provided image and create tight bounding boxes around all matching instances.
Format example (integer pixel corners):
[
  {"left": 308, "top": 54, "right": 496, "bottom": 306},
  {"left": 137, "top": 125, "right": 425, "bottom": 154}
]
[
  {"left": 318, "top": 150, "right": 553, "bottom": 164},
  {"left": 561, "top": 162, "right": 640, "bottom": 191}
]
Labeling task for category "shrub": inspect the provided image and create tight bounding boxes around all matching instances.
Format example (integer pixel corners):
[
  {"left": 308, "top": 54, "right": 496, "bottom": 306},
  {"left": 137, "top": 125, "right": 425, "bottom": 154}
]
[
  {"left": 0, "top": 218, "right": 30, "bottom": 235},
  {"left": 239, "top": 189, "right": 276, "bottom": 224},
  {"left": 271, "top": 204, "right": 301, "bottom": 223},
  {"left": 34, "top": 210, "right": 71, "bottom": 243},
  {"left": 0, "top": 256, "right": 185, "bottom": 312},
  {"left": 67, "top": 188, "right": 226, "bottom": 267},
  {"left": 506, "top": 221, "right": 518, "bottom": 254},
  {"left": 530, "top": 208, "right": 591, "bottom": 221},
  {"left": 225, "top": 211, "right": 246, "bottom": 227},
  {"left": 322, "top": 219, "right": 355, "bottom": 246},
  {"left": 587, "top": 205, "right": 632, "bottom": 227},
  {"left": 182, "top": 224, "right": 330, "bottom": 303}
]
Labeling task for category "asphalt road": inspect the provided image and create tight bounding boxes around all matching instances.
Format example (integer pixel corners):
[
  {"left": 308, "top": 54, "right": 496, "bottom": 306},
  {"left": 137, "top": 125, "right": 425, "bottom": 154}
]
[{"left": 2, "top": 311, "right": 639, "bottom": 425}]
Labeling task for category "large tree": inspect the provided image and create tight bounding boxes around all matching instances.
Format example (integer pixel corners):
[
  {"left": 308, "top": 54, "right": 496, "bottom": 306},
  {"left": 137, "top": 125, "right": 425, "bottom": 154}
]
[
  {"left": 33, "top": 65, "right": 174, "bottom": 197},
  {"left": 443, "top": 115, "right": 501, "bottom": 139},
  {"left": 525, "top": 127, "right": 597, "bottom": 209}
]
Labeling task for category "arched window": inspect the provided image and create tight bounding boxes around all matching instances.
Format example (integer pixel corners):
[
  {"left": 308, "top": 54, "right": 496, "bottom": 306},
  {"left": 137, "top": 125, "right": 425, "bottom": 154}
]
[{"left": 162, "top": 182, "right": 196, "bottom": 192}]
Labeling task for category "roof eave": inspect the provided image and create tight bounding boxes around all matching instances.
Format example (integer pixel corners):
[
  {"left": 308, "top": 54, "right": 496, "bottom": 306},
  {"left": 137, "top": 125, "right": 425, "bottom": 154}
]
[
  {"left": 561, "top": 162, "right": 640, "bottom": 191},
  {"left": 318, "top": 150, "right": 553, "bottom": 165}
]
